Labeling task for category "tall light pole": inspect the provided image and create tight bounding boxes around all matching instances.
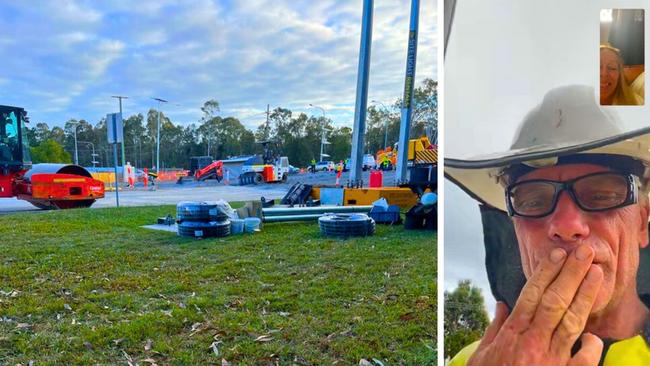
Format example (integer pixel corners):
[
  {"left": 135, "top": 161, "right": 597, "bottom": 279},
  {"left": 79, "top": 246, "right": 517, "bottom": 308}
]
[
  {"left": 152, "top": 98, "right": 168, "bottom": 172},
  {"left": 371, "top": 100, "right": 390, "bottom": 150},
  {"left": 349, "top": 0, "right": 373, "bottom": 187},
  {"left": 69, "top": 121, "right": 80, "bottom": 165},
  {"left": 111, "top": 95, "right": 128, "bottom": 167},
  {"left": 309, "top": 104, "right": 327, "bottom": 161},
  {"left": 396, "top": 0, "right": 420, "bottom": 183},
  {"left": 78, "top": 141, "right": 98, "bottom": 167}
]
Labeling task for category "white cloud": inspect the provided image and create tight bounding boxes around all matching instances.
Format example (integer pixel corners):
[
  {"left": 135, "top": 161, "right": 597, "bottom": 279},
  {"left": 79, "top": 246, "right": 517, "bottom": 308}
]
[
  {"left": 55, "top": 32, "right": 94, "bottom": 47},
  {"left": 0, "top": 0, "right": 437, "bottom": 128},
  {"left": 135, "top": 30, "right": 167, "bottom": 46},
  {"left": 86, "top": 40, "right": 125, "bottom": 76},
  {"left": 45, "top": 0, "right": 102, "bottom": 24}
]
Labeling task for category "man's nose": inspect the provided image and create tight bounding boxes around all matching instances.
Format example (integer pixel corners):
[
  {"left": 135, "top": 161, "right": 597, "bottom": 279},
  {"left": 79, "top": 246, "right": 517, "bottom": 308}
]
[{"left": 547, "top": 192, "right": 590, "bottom": 242}]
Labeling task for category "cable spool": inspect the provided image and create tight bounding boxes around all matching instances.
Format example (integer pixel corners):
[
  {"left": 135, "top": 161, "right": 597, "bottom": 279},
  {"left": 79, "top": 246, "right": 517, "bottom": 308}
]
[
  {"left": 206, "top": 204, "right": 230, "bottom": 222},
  {"left": 177, "top": 201, "right": 230, "bottom": 222},
  {"left": 177, "top": 201, "right": 213, "bottom": 222},
  {"left": 318, "top": 213, "right": 375, "bottom": 238},
  {"left": 177, "top": 220, "right": 231, "bottom": 238}
]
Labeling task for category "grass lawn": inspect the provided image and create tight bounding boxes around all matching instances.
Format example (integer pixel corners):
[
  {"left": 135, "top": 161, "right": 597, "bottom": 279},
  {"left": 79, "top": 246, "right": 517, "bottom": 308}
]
[{"left": 0, "top": 205, "right": 436, "bottom": 365}]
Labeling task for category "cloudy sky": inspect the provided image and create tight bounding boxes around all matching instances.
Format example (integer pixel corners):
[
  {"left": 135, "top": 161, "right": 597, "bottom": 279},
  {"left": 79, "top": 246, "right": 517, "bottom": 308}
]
[{"left": 0, "top": 0, "right": 436, "bottom": 130}]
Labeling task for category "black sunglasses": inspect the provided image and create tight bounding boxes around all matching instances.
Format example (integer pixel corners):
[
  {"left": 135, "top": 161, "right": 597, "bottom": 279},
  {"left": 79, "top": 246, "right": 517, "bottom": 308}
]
[{"left": 505, "top": 172, "right": 639, "bottom": 218}]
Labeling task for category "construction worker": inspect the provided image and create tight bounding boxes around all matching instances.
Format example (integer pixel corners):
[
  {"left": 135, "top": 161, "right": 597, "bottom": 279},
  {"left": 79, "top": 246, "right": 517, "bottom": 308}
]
[
  {"left": 310, "top": 158, "right": 316, "bottom": 174},
  {"left": 335, "top": 161, "right": 343, "bottom": 185},
  {"left": 381, "top": 154, "right": 390, "bottom": 170},
  {"left": 125, "top": 162, "right": 134, "bottom": 188},
  {"left": 147, "top": 169, "right": 157, "bottom": 191},
  {"left": 143, "top": 167, "right": 149, "bottom": 188},
  {"left": 446, "top": 86, "right": 650, "bottom": 365}
]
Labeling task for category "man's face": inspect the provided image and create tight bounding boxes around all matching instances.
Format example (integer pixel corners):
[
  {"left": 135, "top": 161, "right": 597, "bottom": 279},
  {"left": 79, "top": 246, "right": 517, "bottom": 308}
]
[{"left": 512, "top": 163, "right": 649, "bottom": 314}]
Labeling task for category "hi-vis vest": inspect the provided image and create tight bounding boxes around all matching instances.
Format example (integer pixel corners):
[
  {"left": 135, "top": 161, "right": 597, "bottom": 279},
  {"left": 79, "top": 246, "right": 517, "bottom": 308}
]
[{"left": 448, "top": 335, "right": 650, "bottom": 366}]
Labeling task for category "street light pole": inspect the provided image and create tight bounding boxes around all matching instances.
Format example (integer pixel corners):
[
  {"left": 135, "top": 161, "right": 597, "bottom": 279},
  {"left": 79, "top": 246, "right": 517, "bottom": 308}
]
[
  {"left": 152, "top": 98, "right": 168, "bottom": 172},
  {"left": 78, "top": 141, "right": 97, "bottom": 167},
  {"left": 74, "top": 126, "right": 78, "bottom": 165},
  {"left": 309, "top": 104, "right": 327, "bottom": 161},
  {"left": 371, "top": 100, "right": 389, "bottom": 150},
  {"left": 111, "top": 95, "right": 129, "bottom": 167},
  {"left": 69, "top": 121, "right": 80, "bottom": 165}
]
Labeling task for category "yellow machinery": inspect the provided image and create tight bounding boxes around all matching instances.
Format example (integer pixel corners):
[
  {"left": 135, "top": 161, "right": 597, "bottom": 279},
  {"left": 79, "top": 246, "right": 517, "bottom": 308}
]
[
  {"left": 376, "top": 136, "right": 437, "bottom": 169},
  {"left": 311, "top": 186, "right": 419, "bottom": 209},
  {"left": 309, "top": 137, "right": 436, "bottom": 209},
  {"left": 407, "top": 136, "right": 437, "bottom": 164}
]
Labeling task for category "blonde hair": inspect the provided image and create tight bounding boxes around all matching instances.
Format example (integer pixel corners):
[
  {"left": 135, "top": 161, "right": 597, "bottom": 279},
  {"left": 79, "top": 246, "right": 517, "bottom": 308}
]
[{"left": 600, "top": 45, "right": 641, "bottom": 105}]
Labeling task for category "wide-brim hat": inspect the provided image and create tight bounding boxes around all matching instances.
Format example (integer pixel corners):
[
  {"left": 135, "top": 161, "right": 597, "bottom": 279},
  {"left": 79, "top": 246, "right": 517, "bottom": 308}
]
[
  {"left": 446, "top": 85, "right": 650, "bottom": 315},
  {"left": 445, "top": 85, "right": 650, "bottom": 212}
]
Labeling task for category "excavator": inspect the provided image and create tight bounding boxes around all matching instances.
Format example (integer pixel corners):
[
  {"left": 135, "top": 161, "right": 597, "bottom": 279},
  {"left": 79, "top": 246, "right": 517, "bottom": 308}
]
[
  {"left": 0, "top": 105, "right": 105, "bottom": 209},
  {"left": 194, "top": 159, "right": 223, "bottom": 182}
]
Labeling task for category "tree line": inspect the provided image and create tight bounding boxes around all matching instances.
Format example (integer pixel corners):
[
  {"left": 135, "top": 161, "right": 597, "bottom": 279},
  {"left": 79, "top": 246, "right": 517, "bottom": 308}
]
[{"left": 25, "top": 79, "right": 437, "bottom": 169}]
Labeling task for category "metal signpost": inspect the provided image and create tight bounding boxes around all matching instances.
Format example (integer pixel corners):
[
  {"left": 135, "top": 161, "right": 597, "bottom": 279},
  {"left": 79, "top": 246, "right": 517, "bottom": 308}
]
[{"left": 107, "top": 113, "right": 123, "bottom": 207}]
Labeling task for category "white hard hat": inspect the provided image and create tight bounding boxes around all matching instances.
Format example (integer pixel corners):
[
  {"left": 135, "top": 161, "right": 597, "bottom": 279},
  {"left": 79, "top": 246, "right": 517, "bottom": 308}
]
[{"left": 445, "top": 85, "right": 650, "bottom": 212}]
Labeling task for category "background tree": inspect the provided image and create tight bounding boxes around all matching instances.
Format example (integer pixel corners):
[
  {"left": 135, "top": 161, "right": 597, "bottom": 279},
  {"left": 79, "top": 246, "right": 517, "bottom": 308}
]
[
  {"left": 328, "top": 126, "right": 353, "bottom": 162},
  {"left": 21, "top": 79, "right": 437, "bottom": 170},
  {"left": 123, "top": 114, "right": 146, "bottom": 167},
  {"left": 255, "top": 119, "right": 272, "bottom": 142},
  {"left": 198, "top": 99, "right": 221, "bottom": 156},
  {"left": 444, "top": 280, "right": 490, "bottom": 359},
  {"left": 365, "top": 78, "right": 438, "bottom": 154},
  {"left": 200, "top": 99, "right": 220, "bottom": 121},
  {"left": 30, "top": 139, "right": 72, "bottom": 163}
]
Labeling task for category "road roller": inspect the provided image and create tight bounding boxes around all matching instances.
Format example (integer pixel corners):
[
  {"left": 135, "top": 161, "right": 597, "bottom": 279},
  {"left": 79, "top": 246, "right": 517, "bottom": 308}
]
[{"left": 0, "top": 105, "right": 105, "bottom": 209}]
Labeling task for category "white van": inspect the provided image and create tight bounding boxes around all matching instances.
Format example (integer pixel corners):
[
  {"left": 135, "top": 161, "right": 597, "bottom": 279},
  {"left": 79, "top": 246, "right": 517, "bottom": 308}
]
[{"left": 362, "top": 154, "right": 376, "bottom": 170}]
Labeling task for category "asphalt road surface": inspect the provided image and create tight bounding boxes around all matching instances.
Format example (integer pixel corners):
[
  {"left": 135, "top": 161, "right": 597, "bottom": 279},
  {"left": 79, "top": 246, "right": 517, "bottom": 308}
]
[{"left": 0, "top": 170, "right": 397, "bottom": 214}]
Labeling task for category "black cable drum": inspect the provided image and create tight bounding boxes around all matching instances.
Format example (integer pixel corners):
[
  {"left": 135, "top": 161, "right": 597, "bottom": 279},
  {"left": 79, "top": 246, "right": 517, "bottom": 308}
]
[
  {"left": 176, "top": 201, "right": 232, "bottom": 238},
  {"left": 318, "top": 213, "right": 376, "bottom": 238},
  {"left": 178, "top": 220, "right": 231, "bottom": 238},
  {"left": 176, "top": 201, "right": 229, "bottom": 222}
]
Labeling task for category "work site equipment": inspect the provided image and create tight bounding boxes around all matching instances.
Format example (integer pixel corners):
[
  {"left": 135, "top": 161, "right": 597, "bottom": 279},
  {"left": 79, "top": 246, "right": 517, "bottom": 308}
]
[
  {"left": 0, "top": 105, "right": 105, "bottom": 209},
  {"left": 312, "top": 186, "right": 419, "bottom": 209},
  {"left": 188, "top": 156, "right": 213, "bottom": 176},
  {"left": 178, "top": 220, "right": 231, "bottom": 238},
  {"left": 369, "top": 204, "right": 402, "bottom": 224},
  {"left": 194, "top": 160, "right": 223, "bottom": 182},
  {"left": 318, "top": 213, "right": 376, "bottom": 238},
  {"left": 280, "top": 183, "right": 314, "bottom": 206},
  {"left": 177, "top": 201, "right": 231, "bottom": 221},
  {"left": 387, "top": 136, "right": 438, "bottom": 194},
  {"left": 239, "top": 141, "right": 289, "bottom": 185},
  {"left": 176, "top": 201, "right": 231, "bottom": 238},
  {"left": 262, "top": 205, "right": 373, "bottom": 223}
]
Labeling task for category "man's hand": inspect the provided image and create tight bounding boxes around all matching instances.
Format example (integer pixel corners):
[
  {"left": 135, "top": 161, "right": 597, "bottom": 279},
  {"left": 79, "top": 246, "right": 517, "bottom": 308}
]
[{"left": 467, "top": 245, "right": 604, "bottom": 366}]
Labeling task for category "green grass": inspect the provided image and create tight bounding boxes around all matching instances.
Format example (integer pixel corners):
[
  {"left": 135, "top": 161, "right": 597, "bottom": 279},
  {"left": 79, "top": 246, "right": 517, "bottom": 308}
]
[{"left": 0, "top": 205, "right": 436, "bottom": 365}]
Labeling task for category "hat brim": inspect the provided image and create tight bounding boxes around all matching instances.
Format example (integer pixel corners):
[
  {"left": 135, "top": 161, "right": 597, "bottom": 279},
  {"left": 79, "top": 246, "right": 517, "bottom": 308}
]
[{"left": 445, "top": 126, "right": 650, "bottom": 212}]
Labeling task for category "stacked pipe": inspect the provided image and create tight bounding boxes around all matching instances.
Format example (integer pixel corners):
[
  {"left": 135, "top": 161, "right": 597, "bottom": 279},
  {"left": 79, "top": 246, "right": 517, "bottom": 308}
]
[
  {"left": 176, "top": 201, "right": 231, "bottom": 238},
  {"left": 262, "top": 205, "right": 373, "bottom": 223}
]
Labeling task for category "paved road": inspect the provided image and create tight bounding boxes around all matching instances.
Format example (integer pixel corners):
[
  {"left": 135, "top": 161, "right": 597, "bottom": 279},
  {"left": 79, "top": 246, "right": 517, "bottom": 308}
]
[{"left": 0, "top": 170, "right": 398, "bottom": 213}]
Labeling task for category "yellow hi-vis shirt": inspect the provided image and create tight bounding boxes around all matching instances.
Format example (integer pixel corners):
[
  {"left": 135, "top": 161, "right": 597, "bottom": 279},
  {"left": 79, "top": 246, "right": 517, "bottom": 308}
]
[{"left": 448, "top": 335, "right": 650, "bottom": 366}]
